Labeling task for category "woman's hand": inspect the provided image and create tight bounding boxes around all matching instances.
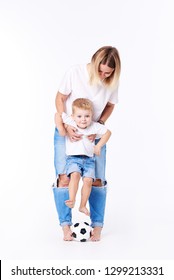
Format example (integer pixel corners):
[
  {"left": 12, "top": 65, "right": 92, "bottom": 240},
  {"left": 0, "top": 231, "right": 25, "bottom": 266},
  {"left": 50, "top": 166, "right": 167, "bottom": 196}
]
[
  {"left": 87, "top": 134, "right": 96, "bottom": 142},
  {"left": 93, "top": 145, "right": 101, "bottom": 156},
  {"left": 66, "top": 125, "right": 83, "bottom": 142}
]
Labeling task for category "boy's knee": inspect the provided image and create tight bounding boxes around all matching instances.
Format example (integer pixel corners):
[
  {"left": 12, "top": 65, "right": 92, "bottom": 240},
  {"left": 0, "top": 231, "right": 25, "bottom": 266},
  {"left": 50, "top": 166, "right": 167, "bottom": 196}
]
[
  {"left": 83, "top": 177, "right": 93, "bottom": 185},
  {"left": 70, "top": 172, "right": 81, "bottom": 180}
]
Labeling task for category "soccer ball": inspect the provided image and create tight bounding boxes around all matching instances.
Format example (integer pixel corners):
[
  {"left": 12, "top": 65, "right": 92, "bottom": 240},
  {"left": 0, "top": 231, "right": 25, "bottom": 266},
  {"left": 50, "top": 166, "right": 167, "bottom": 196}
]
[{"left": 72, "top": 222, "right": 92, "bottom": 242}]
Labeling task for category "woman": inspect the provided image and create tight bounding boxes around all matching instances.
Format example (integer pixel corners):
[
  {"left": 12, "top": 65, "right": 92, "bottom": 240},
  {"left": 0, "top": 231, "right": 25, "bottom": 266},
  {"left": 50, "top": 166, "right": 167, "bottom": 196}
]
[{"left": 53, "top": 46, "right": 121, "bottom": 241}]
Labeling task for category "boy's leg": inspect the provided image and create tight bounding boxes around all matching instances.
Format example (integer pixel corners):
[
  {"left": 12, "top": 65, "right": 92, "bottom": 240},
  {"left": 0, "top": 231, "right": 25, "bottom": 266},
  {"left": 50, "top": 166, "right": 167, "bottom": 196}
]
[
  {"left": 65, "top": 172, "right": 81, "bottom": 208},
  {"left": 79, "top": 177, "right": 93, "bottom": 216}
]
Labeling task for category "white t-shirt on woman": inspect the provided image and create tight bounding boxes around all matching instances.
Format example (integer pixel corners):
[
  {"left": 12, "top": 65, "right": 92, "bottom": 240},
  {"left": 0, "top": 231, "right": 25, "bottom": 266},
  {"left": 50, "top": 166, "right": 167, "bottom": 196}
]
[{"left": 58, "top": 64, "right": 119, "bottom": 122}]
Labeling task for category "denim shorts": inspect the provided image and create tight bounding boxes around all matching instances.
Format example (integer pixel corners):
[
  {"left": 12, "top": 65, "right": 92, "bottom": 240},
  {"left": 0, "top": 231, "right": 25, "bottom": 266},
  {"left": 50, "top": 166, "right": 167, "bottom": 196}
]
[
  {"left": 54, "top": 128, "right": 106, "bottom": 184},
  {"left": 66, "top": 155, "right": 95, "bottom": 179}
]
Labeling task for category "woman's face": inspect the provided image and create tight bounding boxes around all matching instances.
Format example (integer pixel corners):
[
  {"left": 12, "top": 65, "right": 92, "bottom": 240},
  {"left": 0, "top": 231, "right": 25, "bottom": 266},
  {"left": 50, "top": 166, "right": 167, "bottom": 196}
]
[{"left": 98, "top": 64, "right": 114, "bottom": 80}]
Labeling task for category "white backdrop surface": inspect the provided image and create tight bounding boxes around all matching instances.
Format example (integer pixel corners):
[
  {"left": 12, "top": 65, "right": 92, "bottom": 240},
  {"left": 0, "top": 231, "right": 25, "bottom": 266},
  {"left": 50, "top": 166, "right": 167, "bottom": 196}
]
[{"left": 0, "top": 0, "right": 174, "bottom": 260}]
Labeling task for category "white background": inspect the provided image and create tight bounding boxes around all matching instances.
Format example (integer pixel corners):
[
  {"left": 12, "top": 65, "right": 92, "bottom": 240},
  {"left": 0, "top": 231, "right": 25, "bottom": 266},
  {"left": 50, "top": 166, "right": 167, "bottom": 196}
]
[{"left": 0, "top": 0, "right": 174, "bottom": 260}]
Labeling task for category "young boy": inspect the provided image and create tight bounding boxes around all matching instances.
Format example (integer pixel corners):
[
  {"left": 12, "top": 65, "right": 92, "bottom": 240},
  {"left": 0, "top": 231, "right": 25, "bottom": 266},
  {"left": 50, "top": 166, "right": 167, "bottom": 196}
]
[{"left": 55, "top": 98, "right": 111, "bottom": 216}]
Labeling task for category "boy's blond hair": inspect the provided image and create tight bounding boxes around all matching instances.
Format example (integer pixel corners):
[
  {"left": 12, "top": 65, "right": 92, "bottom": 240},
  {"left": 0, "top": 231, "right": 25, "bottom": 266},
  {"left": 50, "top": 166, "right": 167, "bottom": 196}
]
[{"left": 72, "top": 98, "right": 93, "bottom": 114}]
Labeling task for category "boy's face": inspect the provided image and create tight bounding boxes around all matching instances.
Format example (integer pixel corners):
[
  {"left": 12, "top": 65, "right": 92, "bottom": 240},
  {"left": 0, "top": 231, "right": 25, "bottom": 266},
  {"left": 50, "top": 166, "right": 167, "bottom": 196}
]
[{"left": 72, "top": 108, "right": 92, "bottom": 129}]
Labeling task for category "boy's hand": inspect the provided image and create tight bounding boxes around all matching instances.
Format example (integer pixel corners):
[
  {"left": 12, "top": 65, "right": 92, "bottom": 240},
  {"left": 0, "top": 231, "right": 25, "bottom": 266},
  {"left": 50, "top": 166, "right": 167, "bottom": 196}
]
[{"left": 87, "top": 134, "right": 96, "bottom": 142}]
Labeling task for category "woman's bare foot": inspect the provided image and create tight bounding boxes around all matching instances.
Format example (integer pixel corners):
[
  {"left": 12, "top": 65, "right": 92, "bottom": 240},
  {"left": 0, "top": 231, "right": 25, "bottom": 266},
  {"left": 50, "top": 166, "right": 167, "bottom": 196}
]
[
  {"left": 65, "top": 200, "right": 75, "bottom": 208},
  {"left": 62, "top": 225, "right": 73, "bottom": 241},
  {"left": 79, "top": 206, "right": 90, "bottom": 216},
  {"left": 90, "top": 226, "right": 102, "bottom": 241}
]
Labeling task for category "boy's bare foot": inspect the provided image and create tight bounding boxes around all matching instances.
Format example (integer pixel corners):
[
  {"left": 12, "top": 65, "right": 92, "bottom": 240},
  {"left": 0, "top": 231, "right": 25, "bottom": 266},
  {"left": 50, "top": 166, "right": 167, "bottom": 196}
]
[
  {"left": 90, "top": 226, "right": 102, "bottom": 241},
  {"left": 79, "top": 206, "right": 90, "bottom": 216},
  {"left": 65, "top": 200, "right": 75, "bottom": 208},
  {"left": 62, "top": 225, "right": 73, "bottom": 241}
]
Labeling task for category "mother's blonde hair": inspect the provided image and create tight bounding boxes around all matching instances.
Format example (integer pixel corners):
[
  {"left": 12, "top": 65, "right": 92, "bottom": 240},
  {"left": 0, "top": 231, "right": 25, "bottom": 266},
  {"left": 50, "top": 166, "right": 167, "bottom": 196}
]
[{"left": 89, "top": 46, "right": 121, "bottom": 89}]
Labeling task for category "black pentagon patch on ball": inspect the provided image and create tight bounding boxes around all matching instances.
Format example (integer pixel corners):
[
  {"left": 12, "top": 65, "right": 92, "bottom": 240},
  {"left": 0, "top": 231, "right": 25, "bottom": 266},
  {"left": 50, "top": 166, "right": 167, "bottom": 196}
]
[
  {"left": 80, "top": 239, "right": 87, "bottom": 242},
  {"left": 80, "top": 228, "right": 87, "bottom": 235},
  {"left": 72, "top": 232, "right": 77, "bottom": 238},
  {"left": 74, "top": 223, "right": 80, "bottom": 227}
]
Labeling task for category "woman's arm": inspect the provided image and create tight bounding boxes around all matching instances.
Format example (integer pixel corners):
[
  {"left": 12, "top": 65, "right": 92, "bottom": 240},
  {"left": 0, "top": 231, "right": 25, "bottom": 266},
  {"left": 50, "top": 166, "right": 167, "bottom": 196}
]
[
  {"left": 98, "top": 102, "right": 115, "bottom": 123},
  {"left": 87, "top": 102, "right": 115, "bottom": 142},
  {"left": 55, "top": 92, "right": 69, "bottom": 114},
  {"left": 55, "top": 92, "right": 82, "bottom": 141},
  {"left": 54, "top": 112, "right": 66, "bottom": 136}
]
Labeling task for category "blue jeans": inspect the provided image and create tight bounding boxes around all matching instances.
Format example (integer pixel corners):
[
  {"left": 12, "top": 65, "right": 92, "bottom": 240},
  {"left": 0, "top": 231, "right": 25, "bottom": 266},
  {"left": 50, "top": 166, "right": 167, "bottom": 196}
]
[
  {"left": 53, "top": 128, "right": 107, "bottom": 228},
  {"left": 66, "top": 155, "right": 95, "bottom": 179}
]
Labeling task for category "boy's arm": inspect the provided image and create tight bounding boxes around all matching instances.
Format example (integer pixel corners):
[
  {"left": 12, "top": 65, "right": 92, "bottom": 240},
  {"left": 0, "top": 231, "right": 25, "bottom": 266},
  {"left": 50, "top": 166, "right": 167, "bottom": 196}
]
[
  {"left": 94, "top": 129, "right": 111, "bottom": 156},
  {"left": 54, "top": 112, "right": 67, "bottom": 136}
]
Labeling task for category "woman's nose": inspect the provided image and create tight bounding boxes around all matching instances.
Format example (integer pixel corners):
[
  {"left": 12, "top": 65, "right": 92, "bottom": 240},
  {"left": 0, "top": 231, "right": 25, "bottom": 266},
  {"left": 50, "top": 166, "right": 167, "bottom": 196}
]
[{"left": 100, "top": 72, "right": 105, "bottom": 79}]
